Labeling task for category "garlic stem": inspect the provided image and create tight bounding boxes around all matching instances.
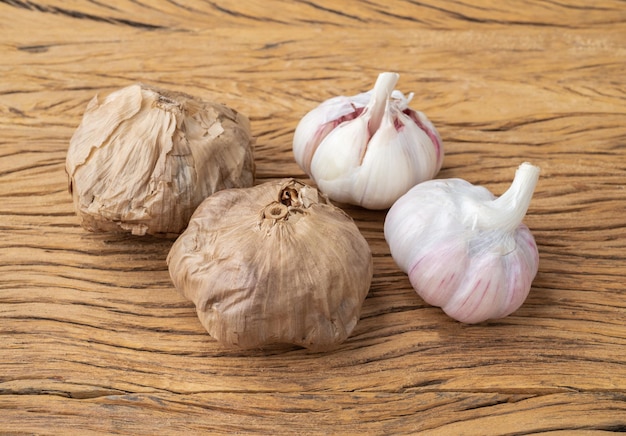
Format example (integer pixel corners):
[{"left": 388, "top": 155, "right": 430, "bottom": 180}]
[
  {"left": 367, "top": 72, "right": 399, "bottom": 136},
  {"left": 477, "top": 162, "right": 540, "bottom": 233},
  {"left": 263, "top": 202, "right": 289, "bottom": 220}
]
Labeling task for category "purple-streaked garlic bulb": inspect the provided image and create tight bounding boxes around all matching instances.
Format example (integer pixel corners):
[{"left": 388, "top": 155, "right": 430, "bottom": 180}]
[
  {"left": 293, "top": 72, "right": 443, "bottom": 210},
  {"left": 384, "top": 162, "right": 541, "bottom": 323}
]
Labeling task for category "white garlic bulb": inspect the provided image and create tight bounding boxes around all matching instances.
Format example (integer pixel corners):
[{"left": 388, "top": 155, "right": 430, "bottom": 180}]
[
  {"left": 384, "top": 162, "right": 540, "bottom": 323},
  {"left": 293, "top": 72, "right": 443, "bottom": 210},
  {"left": 167, "top": 179, "right": 373, "bottom": 351},
  {"left": 66, "top": 83, "right": 255, "bottom": 236}
]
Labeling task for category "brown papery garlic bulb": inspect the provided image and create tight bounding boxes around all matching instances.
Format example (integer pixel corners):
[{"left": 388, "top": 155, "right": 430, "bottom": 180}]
[
  {"left": 65, "top": 83, "right": 254, "bottom": 236},
  {"left": 167, "top": 179, "right": 373, "bottom": 351}
]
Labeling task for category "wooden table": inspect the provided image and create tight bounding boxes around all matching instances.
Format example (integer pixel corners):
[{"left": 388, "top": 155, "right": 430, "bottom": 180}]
[{"left": 2, "top": 1, "right": 625, "bottom": 434}]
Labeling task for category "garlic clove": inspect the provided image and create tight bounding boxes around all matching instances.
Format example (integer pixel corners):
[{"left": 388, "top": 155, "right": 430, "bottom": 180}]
[
  {"left": 308, "top": 74, "right": 398, "bottom": 192},
  {"left": 309, "top": 115, "right": 370, "bottom": 186},
  {"left": 167, "top": 179, "right": 373, "bottom": 351},
  {"left": 293, "top": 97, "right": 353, "bottom": 176},
  {"left": 352, "top": 105, "right": 441, "bottom": 209},
  {"left": 293, "top": 72, "right": 443, "bottom": 209},
  {"left": 292, "top": 90, "right": 374, "bottom": 176},
  {"left": 384, "top": 162, "right": 540, "bottom": 323},
  {"left": 499, "top": 227, "right": 541, "bottom": 316},
  {"left": 441, "top": 252, "right": 508, "bottom": 324},
  {"left": 407, "top": 236, "right": 469, "bottom": 308},
  {"left": 66, "top": 83, "right": 255, "bottom": 236}
]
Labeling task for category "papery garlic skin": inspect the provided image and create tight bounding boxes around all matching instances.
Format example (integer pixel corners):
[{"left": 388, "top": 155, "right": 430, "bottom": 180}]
[
  {"left": 293, "top": 72, "right": 443, "bottom": 210},
  {"left": 66, "top": 83, "right": 255, "bottom": 236},
  {"left": 167, "top": 179, "right": 373, "bottom": 351},
  {"left": 384, "top": 162, "right": 540, "bottom": 323}
]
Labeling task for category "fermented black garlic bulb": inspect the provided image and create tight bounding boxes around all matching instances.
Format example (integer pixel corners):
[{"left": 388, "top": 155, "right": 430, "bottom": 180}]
[
  {"left": 167, "top": 179, "right": 373, "bottom": 351},
  {"left": 65, "top": 83, "right": 255, "bottom": 236}
]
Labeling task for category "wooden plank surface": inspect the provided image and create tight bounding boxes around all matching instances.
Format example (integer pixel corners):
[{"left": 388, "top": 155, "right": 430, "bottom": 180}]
[{"left": 1, "top": 0, "right": 625, "bottom": 434}]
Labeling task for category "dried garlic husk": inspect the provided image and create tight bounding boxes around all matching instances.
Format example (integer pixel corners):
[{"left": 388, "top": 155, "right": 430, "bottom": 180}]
[
  {"left": 384, "top": 163, "right": 540, "bottom": 323},
  {"left": 167, "top": 179, "right": 373, "bottom": 351},
  {"left": 65, "top": 83, "right": 255, "bottom": 236}
]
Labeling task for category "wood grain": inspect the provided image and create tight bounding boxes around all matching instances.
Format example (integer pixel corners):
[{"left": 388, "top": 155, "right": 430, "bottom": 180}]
[{"left": 1, "top": 0, "right": 626, "bottom": 434}]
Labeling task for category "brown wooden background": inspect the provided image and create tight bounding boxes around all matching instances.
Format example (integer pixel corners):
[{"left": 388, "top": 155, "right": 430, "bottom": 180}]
[{"left": 2, "top": 0, "right": 626, "bottom": 434}]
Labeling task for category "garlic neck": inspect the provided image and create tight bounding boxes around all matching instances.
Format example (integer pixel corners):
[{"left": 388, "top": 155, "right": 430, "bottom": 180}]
[
  {"left": 476, "top": 162, "right": 540, "bottom": 233},
  {"left": 367, "top": 72, "right": 399, "bottom": 136},
  {"left": 260, "top": 179, "right": 326, "bottom": 224}
]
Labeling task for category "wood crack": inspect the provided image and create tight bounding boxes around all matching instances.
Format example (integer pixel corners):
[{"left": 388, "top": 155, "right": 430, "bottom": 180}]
[{"left": 0, "top": 0, "right": 164, "bottom": 29}]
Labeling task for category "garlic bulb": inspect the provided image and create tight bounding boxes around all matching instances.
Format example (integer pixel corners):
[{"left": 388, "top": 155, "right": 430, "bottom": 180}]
[
  {"left": 167, "top": 179, "right": 373, "bottom": 351},
  {"left": 293, "top": 72, "right": 443, "bottom": 210},
  {"left": 384, "top": 162, "right": 540, "bottom": 323},
  {"left": 66, "top": 83, "right": 255, "bottom": 236}
]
